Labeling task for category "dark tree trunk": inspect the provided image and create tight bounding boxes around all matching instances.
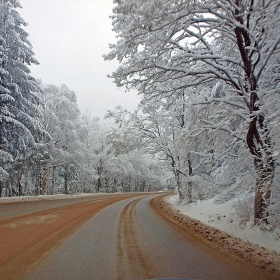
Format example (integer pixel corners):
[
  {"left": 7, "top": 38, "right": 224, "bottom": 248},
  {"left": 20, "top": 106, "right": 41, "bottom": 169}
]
[
  {"left": 175, "top": 170, "right": 184, "bottom": 201},
  {"left": 18, "top": 180, "right": 22, "bottom": 196},
  {"left": 41, "top": 166, "right": 48, "bottom": 195},
  {"left": 64, "top": 171, "right": 68, "bottom": 195},
  {"left": 234, "top": 10, "right": 275, "bottom": 224},
  {"left": 187, "top": 157, "right": 192, "bottom": 176},
  {"left": 11, "top": 186, "right": 17, "bottom": 196},
  {"left": 235, "top": 4, "right": 275, "bottom": 224},
  {"left": 252, "top": 152, "right": 274, "bottom": 224},
  {"left": 168, "top": 153, "right": 184, "bottom": 200},
  {"left": 51, "top": 166, "right": 56, "bottom": 195},
  {"left": 187, "top": 156, "right": 193, "bottom": 203},
  {"left": 128, "top": 176, "right": 132, "bottom": 192},
  {"left": 113, "top": 178, "right": 117, "bottom": 193},
  {"left": 142, "top": 180, "right": 145, "bottom": 192},
  {"left": 35, "top": 163, "right": 41, "bottom": 196},
  {"left": 105, "top": 177, "right": 109, "bottom": 193},
  {"left": 246, "top": 83, "right": 275, "bottom": 224},
  {"left": 97, "top": 177, "right": 101, "bottom": 192},
  {"left": 17, "top": 173, "right": 23, "bottom": 196}
]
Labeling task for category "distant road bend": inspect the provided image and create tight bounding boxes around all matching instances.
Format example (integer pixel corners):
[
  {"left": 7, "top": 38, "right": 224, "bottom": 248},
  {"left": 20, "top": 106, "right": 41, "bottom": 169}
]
[{"left": 0, "top": 193, "right": 269, "bottom": 280}]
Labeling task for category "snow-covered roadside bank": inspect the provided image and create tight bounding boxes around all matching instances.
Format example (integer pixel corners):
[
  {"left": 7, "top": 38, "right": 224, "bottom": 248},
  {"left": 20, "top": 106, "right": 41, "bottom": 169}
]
[
  {"left": 166, "top": 194, "right": 280, "bottom": 253},
  {"left": 0, "top": 192, "right": 157, "bottom": 204},
  {"left": 0, "top": 193, "right": 111, "bottom": 204},
  {"left": 152, "top": 195, "right": 280, "bottom": 279}
]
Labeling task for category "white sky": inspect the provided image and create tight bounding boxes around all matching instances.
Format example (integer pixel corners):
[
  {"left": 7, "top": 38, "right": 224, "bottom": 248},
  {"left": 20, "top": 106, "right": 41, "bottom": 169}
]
[{"left": 20, "top": 0, "right": 140, "bottom": 119}]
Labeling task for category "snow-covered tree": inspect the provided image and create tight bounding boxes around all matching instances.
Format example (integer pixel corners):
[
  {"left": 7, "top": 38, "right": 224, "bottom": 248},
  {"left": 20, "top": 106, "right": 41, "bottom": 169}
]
[
  {"left": 105, "top": 0, "right": 280, "bottom": 224},
  {"left": 38, "top": 83, "right": 82, "bottom": 195},
  {"left": 0, "top": 0, "right": 49, "bottom": 196}
]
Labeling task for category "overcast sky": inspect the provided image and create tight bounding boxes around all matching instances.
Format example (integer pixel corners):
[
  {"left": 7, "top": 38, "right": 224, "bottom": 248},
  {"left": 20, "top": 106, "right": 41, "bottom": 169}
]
[{"left": 20, "top": 0, "right": 140, "bottom": 119}]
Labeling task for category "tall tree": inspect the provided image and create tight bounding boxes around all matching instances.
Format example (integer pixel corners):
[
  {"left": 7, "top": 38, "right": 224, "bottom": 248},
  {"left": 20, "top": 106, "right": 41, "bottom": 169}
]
[
  {"left": 105, "top": 0, "right": 280, "bottom": 223},
  {"left": 0, "top": 0, "right": 49, "bottom": 196},
  {"left": 39, "top": 83, "right": 81, "bottom": 195}
]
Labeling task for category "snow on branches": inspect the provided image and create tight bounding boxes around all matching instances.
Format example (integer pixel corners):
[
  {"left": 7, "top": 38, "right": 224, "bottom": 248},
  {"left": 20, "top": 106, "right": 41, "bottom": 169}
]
[{"left": 106, "top": 0, "right": 280, "bottom": 224}]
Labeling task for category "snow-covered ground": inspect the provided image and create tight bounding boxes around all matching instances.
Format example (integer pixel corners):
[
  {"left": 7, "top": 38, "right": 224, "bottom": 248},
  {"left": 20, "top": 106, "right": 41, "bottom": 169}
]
[
  {"left": 0, "top": 193, "right": 107, "bottom": 204},
  {"left": 167, "top": 194, "right": 280, "bottom": 253}
]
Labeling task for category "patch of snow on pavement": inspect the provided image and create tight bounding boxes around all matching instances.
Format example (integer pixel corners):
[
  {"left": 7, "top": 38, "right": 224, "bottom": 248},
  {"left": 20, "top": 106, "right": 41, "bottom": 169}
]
[{"left": 167, "top": 194, "right": 280, "bottom": 253}]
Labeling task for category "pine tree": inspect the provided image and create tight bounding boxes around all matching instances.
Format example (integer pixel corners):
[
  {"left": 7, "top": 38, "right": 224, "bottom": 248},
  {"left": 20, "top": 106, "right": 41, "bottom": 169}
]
[{"left": 0, "top": 0, "right": 49, "bottom": 195}]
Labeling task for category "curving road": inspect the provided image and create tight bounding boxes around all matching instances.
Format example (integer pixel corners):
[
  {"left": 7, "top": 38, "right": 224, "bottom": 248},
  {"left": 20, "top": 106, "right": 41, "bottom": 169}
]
[
  {"left": 0, "top": 193, "right": 154, "bottom": 280},
  {"left": 19, "top": 194, "right": 266, "bottom": 280}
]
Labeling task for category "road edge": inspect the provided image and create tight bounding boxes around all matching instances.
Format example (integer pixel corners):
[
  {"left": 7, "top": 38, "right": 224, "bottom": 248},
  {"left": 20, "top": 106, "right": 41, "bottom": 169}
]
[{"left": 150, "top": 194, "right": 280, "bottom": 280}]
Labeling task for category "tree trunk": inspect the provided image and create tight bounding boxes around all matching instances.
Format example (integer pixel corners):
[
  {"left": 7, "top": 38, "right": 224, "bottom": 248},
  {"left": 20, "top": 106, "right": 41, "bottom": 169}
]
[
  {"left": 175, "top": 170, "right": 184, "bottom": 201},
  {"left": 246, "top": 106, "right": 275, "bottom": 224},
  {"left": 234, "top": 19, "right": 275, "bottom": 224},
  {"left": 246, "top": 88, "right": 275, "bottom": 224},
  {"left": 97, "top": 177, "right": 101, "bottom": 192},
  {"left": 105, "top": 177, "right": 109, "bottom": 193},
  {"left": 17, "top": 173, "right": 23, "bottom": 196},
  {"left": 142, "top": 180, "right": 146, "bottom": 192},
  {"left": 64, "top": 167, "right": 68, "bottom": 195},
  {"left": 113, "top": 178, "right": 117, "bottom": 193},
  {"left": 169, "top": 153, "right": 184, "bottom": 200},
  {"left": 35, "top": 163, "right": 41, "bottom": 196},
  {"left": 41, "top": 166, "right": 48, "bottom": 195},
  {"left": 187, "top": 156, "right": 193, "bottom": 203},
  {"left": 187, "top": 157, "right": 192, "bottom": 176},
  {"left": 128, "top": 176, "right": 131, "bottom": 192},
  {"left": 252, "top": 155, "right": 274, "bottom": 224},
  {"left": 51, "top": 166, "right": 56, "bottom": 195}
]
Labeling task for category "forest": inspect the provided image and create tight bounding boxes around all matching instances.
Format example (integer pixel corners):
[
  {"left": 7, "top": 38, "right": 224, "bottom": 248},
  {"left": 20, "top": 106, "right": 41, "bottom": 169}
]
[
  {"left": 0, "top": 0, "right": 167, "bottom": 198},
  {"left": 1, "top": 0, "right": 280, "bottom": 226}
]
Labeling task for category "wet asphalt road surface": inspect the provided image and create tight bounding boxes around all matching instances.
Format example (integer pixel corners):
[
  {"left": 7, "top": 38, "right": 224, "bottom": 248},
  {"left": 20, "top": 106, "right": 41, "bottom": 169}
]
[{"left": 22, "top": 195, "right": 266, "bottom": 280}]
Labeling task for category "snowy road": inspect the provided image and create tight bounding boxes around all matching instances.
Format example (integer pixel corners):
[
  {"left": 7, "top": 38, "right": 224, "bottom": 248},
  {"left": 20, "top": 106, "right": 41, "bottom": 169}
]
[{"left": 22, "top": 195, "right": 266, "bottom": 280}]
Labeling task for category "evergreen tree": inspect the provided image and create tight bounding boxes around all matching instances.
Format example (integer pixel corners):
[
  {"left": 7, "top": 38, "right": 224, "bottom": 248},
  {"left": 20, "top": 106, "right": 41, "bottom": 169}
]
[{"left": 0, "top": 0, "right": 49, "bottom": 195}]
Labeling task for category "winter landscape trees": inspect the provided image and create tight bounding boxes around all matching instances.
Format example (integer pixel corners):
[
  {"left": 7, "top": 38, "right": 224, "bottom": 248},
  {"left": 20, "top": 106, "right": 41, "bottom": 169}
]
[
  {"left": 105, "top": 0, "right": 280, "bottom": 224},
  {"left": 1, "top": 0, "right": 279, "bottom": 227},
  {"left": 0, "top": 0, "right": 167, "bottom": 197}
]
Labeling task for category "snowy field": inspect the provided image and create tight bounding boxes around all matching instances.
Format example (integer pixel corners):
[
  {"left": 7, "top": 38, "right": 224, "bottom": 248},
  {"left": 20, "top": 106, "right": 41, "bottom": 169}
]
[{"left": 167, "top": 194, "right": 280, "bottom": 253}]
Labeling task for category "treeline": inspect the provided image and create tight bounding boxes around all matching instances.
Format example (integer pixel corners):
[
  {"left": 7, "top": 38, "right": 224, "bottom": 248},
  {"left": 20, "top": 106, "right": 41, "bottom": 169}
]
[{"left": 0, "top": 1, "right": 167, "bottom": 197}]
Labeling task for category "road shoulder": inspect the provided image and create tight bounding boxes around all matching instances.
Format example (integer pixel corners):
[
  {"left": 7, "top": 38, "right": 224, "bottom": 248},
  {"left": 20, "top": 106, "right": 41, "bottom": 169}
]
[{"left": 150, "top": 195, "right": 280, "bottom": 280}]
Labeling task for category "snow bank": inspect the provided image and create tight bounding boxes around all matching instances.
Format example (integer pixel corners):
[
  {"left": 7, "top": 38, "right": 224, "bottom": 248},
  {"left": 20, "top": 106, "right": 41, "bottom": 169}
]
[
  {"left": 0, "top": 193, "right": 105, "bottom": 204},
  {"left": 167, "top": 194, "right": 280, "bottom": 253}
]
